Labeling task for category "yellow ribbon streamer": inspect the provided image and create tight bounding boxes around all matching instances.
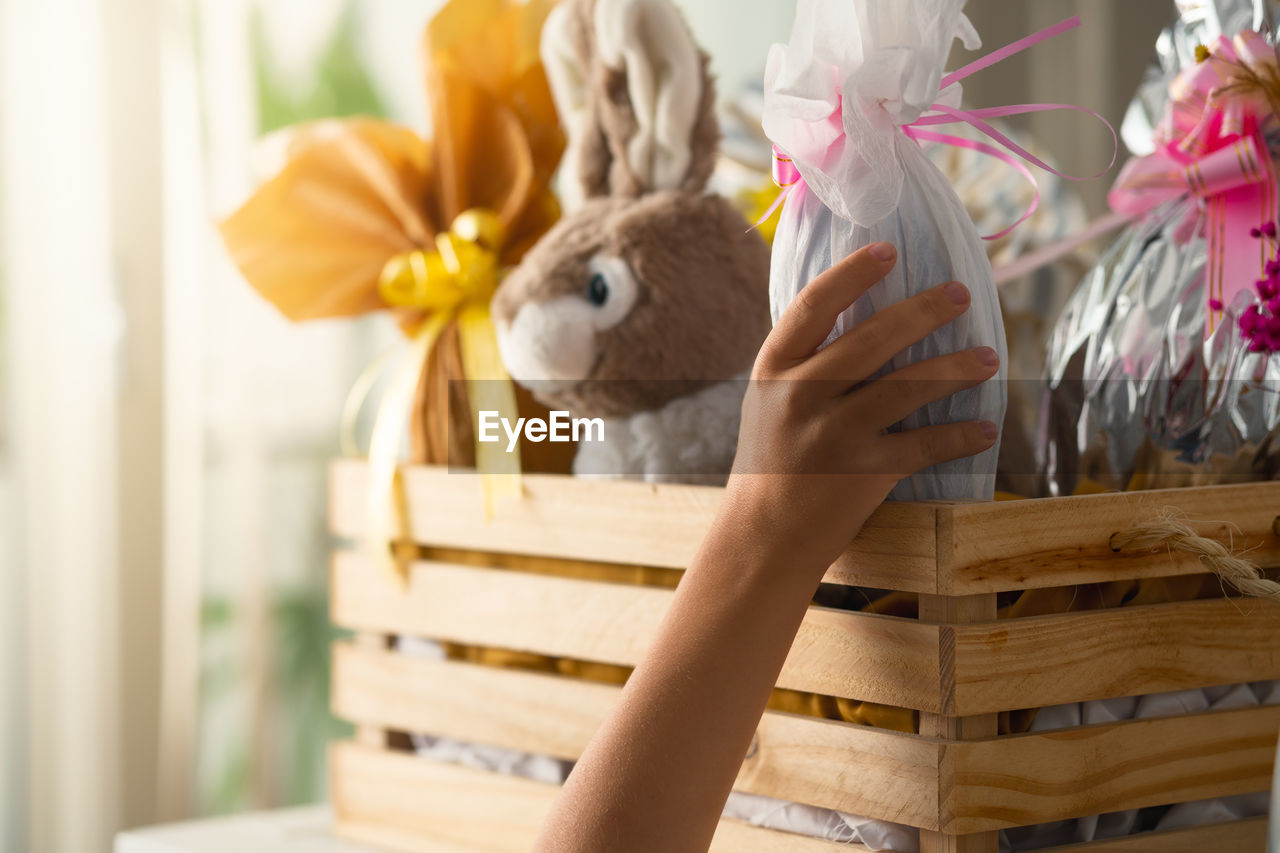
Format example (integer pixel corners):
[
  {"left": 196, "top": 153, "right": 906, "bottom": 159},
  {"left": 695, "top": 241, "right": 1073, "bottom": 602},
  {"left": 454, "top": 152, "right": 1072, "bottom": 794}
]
[
  {"left": 457, "top": 303, "right": 523, "bottom": 509},
  {"left": 361, "top": 208, "right": 524, "bottom": 581},
  {"left": 365, "top": 314, "right": 446, "bottom": 581},
  {"left": 339, "top": 344, "right": 400, "bottom": 459}
]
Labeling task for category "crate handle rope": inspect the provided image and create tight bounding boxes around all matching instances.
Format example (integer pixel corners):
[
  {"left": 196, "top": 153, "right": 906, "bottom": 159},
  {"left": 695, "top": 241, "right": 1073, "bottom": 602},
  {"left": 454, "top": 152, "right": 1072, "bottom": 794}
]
[{"left": 1110, "top": 507, "right": 1280, "bottom": 601}]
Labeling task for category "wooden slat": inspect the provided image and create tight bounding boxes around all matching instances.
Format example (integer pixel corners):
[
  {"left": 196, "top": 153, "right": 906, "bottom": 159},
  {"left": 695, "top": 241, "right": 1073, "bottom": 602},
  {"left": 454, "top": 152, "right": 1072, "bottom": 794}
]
[
  {"left": 949, "top": 597, "right": 1280, "bottom": 715},
  {"left": 333, "top": 643, "right": 614, "bottom": 760},
  {"left": 944, "top": 705, "right": 1280, "bottom": 834},
  {"left": 332, "top": 462, "right": 1280, "bottom": 595},
  {"left": 919, "top": 593, "right": 999, "bottom": 853},
  {"left": 937, "top": 482, "right": 1280, "bottom": 594},
  {"left": 332, "top": 643, "right": 943, "bottom": 829},
  {"left": 1038, "top": 817, "right": 1267, "bottom": 852},
  {"left": 352, "top": 633, "right": 394, "bottom": 749},
  {"left": 332, "top": 730, "right": 1273, "bottom": 850},
  {"left": 330, "top": 741, "right": 872, "bottom": 853},
  {"left": 328, "top": 460, "right": 943, "bottom": 593},
  {"left": 331, "top": 551, "right": 944, "bottom": 712}
]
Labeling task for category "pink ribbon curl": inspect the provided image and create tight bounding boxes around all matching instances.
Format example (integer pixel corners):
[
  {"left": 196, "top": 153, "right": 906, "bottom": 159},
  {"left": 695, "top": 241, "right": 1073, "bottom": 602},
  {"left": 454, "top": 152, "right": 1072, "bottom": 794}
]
[
  {"left": 1109, "top": 31, "right": 1280, "bottom": 338},
  {"left": 759, "top": 16, "right": 1119, "bottom": 241}
]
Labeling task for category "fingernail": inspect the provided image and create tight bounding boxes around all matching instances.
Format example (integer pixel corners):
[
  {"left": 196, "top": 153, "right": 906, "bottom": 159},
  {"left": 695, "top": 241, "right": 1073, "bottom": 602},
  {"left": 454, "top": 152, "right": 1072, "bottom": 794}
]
[
  {"left": 980, "top": 421, "right": 999, "bottom": 441},
  {"left": 869, "top": 242, "right": 895, "bottom": 262},
  {"left": 945, "top": 282, "right": 970, "bottom": 305},
  {"left": 975, "top": 346, "right": 999, "bottom": 367}
]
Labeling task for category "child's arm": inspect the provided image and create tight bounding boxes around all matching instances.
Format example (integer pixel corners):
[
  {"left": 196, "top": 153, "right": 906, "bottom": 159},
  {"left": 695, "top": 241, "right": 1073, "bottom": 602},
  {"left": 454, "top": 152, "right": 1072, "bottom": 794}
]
[{"left": 532, "top": 242, "right": 1000, "bottom": 853}]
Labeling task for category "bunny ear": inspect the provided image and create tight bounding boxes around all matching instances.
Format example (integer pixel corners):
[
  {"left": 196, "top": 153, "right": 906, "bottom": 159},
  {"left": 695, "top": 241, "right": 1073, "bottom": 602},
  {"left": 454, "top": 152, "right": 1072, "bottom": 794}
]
[
  {"left": 594, "top": 0, "right": 716, "bottom": 195},
  {"left": 542, "top": 0, "right": 608, "bottom": 210},
  {"left": 542, "top": 0, "right": 717, "bottom": 206}
]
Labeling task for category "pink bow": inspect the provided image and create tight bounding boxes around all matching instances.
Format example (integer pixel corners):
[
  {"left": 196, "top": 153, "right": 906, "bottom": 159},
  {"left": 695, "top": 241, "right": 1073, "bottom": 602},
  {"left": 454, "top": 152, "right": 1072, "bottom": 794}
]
[
  {"left": 759, "top": 16, "right": 1118, "bottom": 240},
  {"left": 1109, "top": 31, "right": 1280, "bottom": 337}
]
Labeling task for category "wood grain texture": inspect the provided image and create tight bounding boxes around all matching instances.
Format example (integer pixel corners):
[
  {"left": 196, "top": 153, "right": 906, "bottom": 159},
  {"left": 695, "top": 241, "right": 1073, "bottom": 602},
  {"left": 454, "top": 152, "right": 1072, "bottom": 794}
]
[
  {"left": 331, "top": 643, "right": 943, "bottom": 828},
  {"left": 329, "top": 741, "right": 873, "bottom": 853},
  {"left": 331, "top": 463, "right": 1280, "bottom": 594},
  {"left": 938, "top": 482, "right": 1280, "bottom": 594},
  {"left": 943, "top": 705, "right": 1280, "bottom": 834},
  {"left": 331, "top": 643, "right": 1280, "bottom": 837},
  {"left": 328, "top": 460, "right": 942, "bottom": 592},
  {"left": 919, "top": 594, "right": 1000, "bottom": 737},
  {"left": 949, "top": 597, "right": 1280, "bottom": 715},
  {"left": 919, "top": 831, "right": 998, "bottom": 853},
  {"left": 919, "top": 593, "right": 999, "bottom": 853},
  {"left": 333, "top": 643, "right": 615, "bottom": 761},
  {"left": 330, "top": 734, "right": 1272, "bottom": 850},
  {"left": 331, "top": 551, "right": 944, "bottom": 712},
  {"left": 1035, "top": 817, "right": 1267, "bottom": 851}
]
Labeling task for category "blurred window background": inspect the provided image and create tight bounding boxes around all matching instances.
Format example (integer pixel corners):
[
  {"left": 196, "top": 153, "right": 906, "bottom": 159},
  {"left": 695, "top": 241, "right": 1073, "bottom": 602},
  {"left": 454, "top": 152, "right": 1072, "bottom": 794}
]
[{"left": 0, "top": 1, "right": 1166, "bottom": 851}]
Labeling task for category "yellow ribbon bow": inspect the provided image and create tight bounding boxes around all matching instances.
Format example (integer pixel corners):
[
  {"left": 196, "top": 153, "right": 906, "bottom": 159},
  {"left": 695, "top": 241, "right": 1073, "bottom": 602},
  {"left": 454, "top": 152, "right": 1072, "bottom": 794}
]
[{"left": 379, "top": 208, "right": 506, "bottom": 313}]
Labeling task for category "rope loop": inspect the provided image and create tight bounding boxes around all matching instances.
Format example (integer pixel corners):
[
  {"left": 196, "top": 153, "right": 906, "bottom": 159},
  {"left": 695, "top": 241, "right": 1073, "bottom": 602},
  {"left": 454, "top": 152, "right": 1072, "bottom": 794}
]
[{"left": 1110, "top": 507, "right": 1280, "bottom": 602}]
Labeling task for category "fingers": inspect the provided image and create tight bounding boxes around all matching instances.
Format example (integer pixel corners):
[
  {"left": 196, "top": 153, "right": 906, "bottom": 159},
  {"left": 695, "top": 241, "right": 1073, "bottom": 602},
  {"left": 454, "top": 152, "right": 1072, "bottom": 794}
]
[
  {"left": 852, "top": 347, "right": 1001, "bottom": 430},
  {"left": 805, "top": 280, "right": 972, "bottom": 385},
  {"left": 761, "top": 242, "right": 898, "bottom": 369},
  {"left": 882, "top": 420, "right": 999, "bottom": 475}
]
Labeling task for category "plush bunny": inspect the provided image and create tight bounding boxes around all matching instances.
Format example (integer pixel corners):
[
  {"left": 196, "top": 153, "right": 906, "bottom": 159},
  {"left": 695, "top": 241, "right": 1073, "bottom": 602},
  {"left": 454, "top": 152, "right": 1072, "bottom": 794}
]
[{"left": 492, "top": 0, "right": 771, "bottom": 484}]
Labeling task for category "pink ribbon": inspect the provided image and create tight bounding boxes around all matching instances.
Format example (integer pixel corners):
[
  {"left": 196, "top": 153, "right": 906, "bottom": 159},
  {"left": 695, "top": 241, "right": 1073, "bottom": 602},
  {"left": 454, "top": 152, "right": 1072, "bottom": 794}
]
[
  {"left": 1108, "top": 31, "right": 1280, "bottom": 338},
  {"left": 759, "top": 16, "right": 1118, "bottom": 240},
  {"left": 772, "top": 148, "right": 802, "bottom": 189}
]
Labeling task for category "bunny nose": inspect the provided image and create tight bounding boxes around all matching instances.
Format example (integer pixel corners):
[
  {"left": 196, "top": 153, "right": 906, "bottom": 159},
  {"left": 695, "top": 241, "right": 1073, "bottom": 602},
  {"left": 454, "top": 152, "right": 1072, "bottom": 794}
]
[{"left": 496, "top": 297, "right": 600, "bottom": 387}]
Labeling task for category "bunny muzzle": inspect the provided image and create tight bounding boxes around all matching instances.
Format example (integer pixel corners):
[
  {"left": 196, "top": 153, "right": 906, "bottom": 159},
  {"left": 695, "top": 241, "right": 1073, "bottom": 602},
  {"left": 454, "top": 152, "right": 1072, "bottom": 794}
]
[{"left": 495, "top": 257, "right": 638, "bottom": 382}]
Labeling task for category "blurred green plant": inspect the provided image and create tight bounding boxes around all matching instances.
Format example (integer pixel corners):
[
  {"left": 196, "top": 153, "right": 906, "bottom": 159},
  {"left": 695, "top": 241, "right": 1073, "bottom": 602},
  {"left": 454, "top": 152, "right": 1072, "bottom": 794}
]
[
  {"left": 253, "top": 2, "right": 387, "bottom": 133},
  {"left": 200, "top": 588, "right": 352, "bottom": 812}
]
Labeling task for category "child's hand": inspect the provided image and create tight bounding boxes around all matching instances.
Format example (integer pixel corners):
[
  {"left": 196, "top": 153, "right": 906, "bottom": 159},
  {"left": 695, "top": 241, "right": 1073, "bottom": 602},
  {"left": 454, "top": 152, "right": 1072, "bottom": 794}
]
[{"left": 727, "top": 241, "right": 1000, "bottom": 572}]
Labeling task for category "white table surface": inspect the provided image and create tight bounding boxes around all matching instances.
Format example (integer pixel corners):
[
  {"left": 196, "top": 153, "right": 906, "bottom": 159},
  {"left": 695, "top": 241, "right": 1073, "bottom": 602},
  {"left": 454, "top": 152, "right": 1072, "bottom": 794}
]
[{"left": 115, "top": 806, "right": 387, "bottom": 853}]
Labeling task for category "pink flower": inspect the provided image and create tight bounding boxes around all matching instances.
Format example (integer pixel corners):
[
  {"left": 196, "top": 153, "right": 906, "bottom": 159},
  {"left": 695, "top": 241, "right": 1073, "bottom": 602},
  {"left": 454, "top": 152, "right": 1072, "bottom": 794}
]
[{"left": 1240, "top": 222, "right": 1280, "bottom": 355}]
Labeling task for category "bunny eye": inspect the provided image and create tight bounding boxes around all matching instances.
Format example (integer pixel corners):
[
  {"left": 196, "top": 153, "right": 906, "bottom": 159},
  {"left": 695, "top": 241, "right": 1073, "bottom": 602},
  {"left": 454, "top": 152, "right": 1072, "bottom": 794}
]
[
  {"left": 587, "top": 273, "right": 610, "bottom": 307},
  {"left": 582, "top": 255, "right": 637, "bottom": 331}
]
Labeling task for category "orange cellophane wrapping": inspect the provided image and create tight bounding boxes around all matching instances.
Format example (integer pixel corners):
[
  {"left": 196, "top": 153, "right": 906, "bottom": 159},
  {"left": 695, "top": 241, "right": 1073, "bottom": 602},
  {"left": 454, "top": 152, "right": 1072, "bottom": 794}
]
[{"left": 218, "top": 0, "right": 567, "bottom": 467}]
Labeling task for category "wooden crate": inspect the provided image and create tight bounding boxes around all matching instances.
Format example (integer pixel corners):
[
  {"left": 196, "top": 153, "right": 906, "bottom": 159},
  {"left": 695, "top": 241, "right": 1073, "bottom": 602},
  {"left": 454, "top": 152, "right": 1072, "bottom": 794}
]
[{"left": 327, "top": 460, "right": 1280, "bottom": 852}]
